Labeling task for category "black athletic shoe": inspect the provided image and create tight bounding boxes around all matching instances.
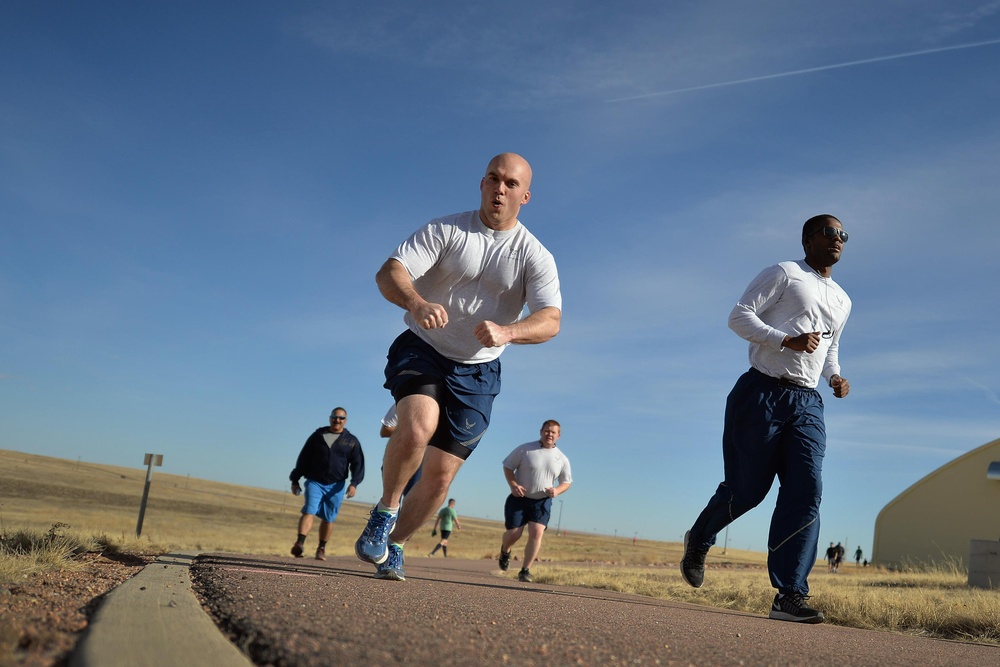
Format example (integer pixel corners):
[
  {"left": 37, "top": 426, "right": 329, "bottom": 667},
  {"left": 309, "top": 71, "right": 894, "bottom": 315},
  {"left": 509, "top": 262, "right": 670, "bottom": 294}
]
[
  {"left": 680, "top": 530, "right": 708, "bottom": 588},
  {"left": 518, "top": 568, "right": 532, "bottom": 583},
  {"left": 498, "top": 548, "right": 511, "bottom": 571},
  {"left": 769, "top": 592, "right": 825, "bottom": 624}
]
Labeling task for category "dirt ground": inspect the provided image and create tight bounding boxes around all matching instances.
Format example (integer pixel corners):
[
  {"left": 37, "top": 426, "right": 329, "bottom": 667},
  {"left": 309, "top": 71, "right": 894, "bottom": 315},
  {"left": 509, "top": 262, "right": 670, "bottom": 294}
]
[{"left": 0, "top": 552, "right": 154, "bottom": 667}]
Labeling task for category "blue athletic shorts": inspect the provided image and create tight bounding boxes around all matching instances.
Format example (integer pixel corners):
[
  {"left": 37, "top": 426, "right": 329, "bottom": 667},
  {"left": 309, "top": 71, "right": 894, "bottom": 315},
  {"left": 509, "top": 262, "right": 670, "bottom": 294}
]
[
  {"left": 383, "top": 330, "right": 501, "bottom": 460},
  {"left": 504, "top": 495, "right": 553, "bottom": 529},
  {"left": 301, "top": 479, "right": 347, "bottom": 523}
]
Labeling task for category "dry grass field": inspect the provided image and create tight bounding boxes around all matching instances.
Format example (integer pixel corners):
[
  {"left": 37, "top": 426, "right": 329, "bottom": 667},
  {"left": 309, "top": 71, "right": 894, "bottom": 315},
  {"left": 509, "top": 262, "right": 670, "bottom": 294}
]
[
  {"left": 3, "top": 448, "right": 999, "bottom": 647},
  {"left": 0, "top": 448, "right": 717, "bottom": 564}
]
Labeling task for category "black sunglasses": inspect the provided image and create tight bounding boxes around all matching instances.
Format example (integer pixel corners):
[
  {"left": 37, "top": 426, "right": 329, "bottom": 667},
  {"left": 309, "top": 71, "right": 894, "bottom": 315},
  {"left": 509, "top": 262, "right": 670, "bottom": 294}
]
[
  {"left": 809, "top": 226, "right": 849, "bottom": 243},
  {"left": 330, "top": 416, "right": 346, "bottom": 421}
]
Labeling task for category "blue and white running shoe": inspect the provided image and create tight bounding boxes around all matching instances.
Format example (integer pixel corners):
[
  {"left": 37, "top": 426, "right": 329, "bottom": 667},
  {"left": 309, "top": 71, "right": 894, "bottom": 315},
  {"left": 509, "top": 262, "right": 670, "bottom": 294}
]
[
  {"left": 355, "top": 505, "right": 397, "bottom": 564},
  {"left": 374, "top": 543, "right": 405, "bottom": 581}
]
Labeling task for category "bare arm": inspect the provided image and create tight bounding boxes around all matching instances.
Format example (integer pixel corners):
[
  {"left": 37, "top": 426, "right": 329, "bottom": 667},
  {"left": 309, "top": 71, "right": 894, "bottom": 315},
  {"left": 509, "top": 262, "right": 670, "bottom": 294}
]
[
  {"left": 475, "top": 306, "right": 561, "bottom": 348},
  {"left": 376, "top": 258, "right": 449, "bottom": 330}
]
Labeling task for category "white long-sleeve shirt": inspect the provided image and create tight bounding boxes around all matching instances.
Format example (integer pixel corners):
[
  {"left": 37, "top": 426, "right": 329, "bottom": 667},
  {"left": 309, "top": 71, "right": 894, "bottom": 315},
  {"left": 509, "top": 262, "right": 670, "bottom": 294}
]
[{"left": 728, "top": 260, "right": 851, "bottom": 388}]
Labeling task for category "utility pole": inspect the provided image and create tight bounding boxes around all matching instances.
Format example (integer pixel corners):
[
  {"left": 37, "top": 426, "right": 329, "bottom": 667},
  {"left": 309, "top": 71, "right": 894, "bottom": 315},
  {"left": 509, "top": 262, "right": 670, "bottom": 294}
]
[{"left": 136, "top": 453, "right": 163, "bottom": 537}]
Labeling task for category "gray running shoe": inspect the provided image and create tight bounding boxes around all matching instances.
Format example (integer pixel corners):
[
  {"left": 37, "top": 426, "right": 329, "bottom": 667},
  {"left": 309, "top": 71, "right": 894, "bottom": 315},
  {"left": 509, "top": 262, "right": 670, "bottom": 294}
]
[{"left": 518, "top": 568, "right": 532, "bottom": 583}]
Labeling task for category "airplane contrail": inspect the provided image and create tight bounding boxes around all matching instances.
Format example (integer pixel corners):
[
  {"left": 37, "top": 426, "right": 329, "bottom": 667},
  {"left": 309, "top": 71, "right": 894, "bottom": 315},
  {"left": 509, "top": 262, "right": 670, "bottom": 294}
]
[{"left": 608, "top": 37, "right": 1000, "bottom": 103}]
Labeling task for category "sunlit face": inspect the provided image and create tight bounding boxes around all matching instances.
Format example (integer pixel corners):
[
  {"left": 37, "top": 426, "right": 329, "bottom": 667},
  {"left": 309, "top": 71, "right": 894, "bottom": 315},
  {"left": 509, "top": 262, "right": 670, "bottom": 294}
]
[
  {"left": 539, "top": 423, "right": 561, "bottom": 448},
  {"left": 803, "top": 218, "right": 846, "bottom": 269},
  {"left": 479, "top": 153, "right": 532, "bottom": 231},
  {"left": 329, "top": 411, "right": 347, "bottom": 433}
]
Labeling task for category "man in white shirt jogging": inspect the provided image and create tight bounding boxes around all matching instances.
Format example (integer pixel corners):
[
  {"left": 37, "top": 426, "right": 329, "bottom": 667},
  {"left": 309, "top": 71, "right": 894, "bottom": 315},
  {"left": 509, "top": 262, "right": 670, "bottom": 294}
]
[
  {"left": 498, "top": 420, "right": 572, "bottom": 583},
  {"left": 355, "top": 153, "right": 562, "bottom": 581},
  {"left": 680, "top": 214, "right": 852, "bottom": 625}
]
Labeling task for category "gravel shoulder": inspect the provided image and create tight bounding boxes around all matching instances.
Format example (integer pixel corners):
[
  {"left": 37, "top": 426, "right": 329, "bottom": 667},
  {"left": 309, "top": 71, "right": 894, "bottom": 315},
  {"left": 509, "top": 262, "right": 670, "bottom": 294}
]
[{"left": 0, "top": 551, "right": 154, "bottom": 667}]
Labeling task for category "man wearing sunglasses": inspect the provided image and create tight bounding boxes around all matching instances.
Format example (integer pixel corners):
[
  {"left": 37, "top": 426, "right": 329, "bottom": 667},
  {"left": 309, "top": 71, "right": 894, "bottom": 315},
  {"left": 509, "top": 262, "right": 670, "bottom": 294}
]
[
  {"left": 355, "top": 153, "right": 562, "bottom": 581},
  {"left": 289, "top": 407, "right": 365, "bottom": 560},
  {"left": 680, "top": 214, "right": 852, "bottom": 625}
]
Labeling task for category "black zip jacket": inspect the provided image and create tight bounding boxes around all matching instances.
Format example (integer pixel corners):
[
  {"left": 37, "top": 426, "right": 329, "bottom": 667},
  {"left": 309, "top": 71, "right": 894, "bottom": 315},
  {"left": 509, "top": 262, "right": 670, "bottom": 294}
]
[{"left": 289, "top": 427, "right": 365, "bottom": 487}]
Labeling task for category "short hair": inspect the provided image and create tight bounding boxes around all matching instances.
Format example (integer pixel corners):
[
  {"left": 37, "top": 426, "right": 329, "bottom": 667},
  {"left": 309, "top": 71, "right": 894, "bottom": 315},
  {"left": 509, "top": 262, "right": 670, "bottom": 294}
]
[
  {"left": 448, "top": 498, "right": 456, "bottom": 504},
  {"left": 330, "top": 407, "right": 347, "bottom": 417},
  {"left": 541, "top": 419, "right": 561, "bottom": 431},
  {"left": 802, "top": 214, "right": 840, "bottom": 242}
]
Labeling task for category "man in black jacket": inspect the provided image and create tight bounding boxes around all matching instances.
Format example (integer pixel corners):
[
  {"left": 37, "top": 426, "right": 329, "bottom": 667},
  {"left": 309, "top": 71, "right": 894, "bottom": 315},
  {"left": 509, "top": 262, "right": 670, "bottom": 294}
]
[{"left": 289, "top": 407, "right": 365, "bottom": 560}]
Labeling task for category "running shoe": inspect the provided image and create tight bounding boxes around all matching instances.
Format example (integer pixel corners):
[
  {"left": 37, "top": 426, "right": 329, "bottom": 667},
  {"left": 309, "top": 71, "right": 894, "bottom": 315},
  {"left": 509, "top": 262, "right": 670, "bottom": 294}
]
[
  {"left": 498, "top": 548, "right": 511, "bottom": 571},
  {"left": 680, "top": 530, "right": 708, "bottom": 588},
  {"left": 355, "top": 505, "right": 397, "bottom": 565},
  {"left": 769, "top": 592, "right": 825, "bottom": 624},
  {"left": 374, "top": 543, "right": 405, "bottom": 581}
]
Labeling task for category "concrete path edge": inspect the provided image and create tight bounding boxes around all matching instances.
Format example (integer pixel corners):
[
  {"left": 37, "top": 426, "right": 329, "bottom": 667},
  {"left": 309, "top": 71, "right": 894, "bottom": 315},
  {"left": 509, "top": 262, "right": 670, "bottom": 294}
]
[{"left": 70, "top": 551, "right": 252, "bottom": 667}]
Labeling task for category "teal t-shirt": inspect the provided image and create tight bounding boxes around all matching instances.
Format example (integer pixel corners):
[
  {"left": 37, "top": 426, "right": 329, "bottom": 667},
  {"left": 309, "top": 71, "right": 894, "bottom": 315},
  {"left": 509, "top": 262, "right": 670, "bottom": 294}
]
[{"left": 438, "top": 506, "right": 457, "bottom": 531}]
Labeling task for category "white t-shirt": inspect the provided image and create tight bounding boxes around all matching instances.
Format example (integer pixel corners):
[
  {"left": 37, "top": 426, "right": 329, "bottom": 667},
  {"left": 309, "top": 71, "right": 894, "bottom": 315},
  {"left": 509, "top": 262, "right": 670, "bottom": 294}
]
[
  {"left": 728, "top": 260, "right": 852, "bottom": 388},
  {"left": 381, "top": 405, "right": 397, "bottom": 429},
  {"left": 502, "top": 441, "right": 572, "bottom": 500},
  {"left": 390, "top": 210, "right": 562, "bottom": 364}
]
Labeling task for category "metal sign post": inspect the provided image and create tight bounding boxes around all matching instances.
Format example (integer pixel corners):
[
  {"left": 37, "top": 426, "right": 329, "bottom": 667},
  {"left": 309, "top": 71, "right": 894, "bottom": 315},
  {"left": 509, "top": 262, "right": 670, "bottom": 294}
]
[{"left": 136, "top": 453, "right": 163, "bottom": 538}]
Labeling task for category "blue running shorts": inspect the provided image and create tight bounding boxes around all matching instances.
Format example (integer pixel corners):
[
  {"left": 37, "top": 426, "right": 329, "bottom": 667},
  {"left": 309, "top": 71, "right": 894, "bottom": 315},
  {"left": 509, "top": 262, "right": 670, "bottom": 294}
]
[
  {"left": 383, "top": 330, "right": 501, "bottom": 460},
  {"left": 302, "top": 479, "right": 347, "bottom": 523}
]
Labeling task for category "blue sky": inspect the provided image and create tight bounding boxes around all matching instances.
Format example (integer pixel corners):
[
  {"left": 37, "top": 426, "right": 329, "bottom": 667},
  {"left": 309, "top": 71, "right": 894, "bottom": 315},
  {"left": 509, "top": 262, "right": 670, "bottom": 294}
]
[{"left": 3, "top": 2, "right": 1000, "bottom": 556}]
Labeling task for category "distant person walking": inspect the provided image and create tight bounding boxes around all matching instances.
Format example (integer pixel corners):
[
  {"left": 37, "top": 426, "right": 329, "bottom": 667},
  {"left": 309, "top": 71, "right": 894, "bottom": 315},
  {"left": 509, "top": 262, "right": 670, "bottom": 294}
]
[
  {"left": 354, "top": 152, "right": 562, "bottom": 582},
  {"left": 833, "top": 542, "right": 845, "bottom": 572},
  {"left": 498, "top": 420, "right": 572, "bottom": 583},
  {"left": 380, "top": 404, "right": 421, "bottom": 501},
  {"left": 679, "top": 215, "right": 853, "bottom": 624},
  {"left": 826, "top": 542, "right": 837, "bottom": 572},
  {"left": 428, "top": 498, "right": 461, "bottom": 556},
  {"left": 854, "top": 545, "right": 863, "bottom": 567},
  {"left": 289, "top": 407, "right": 365, "bottom": 561}
]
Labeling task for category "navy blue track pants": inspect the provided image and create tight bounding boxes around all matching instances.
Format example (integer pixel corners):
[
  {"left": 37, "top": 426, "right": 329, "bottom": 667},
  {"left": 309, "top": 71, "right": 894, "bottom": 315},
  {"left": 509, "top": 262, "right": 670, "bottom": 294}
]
[{"left": 689, "top": 368, "right": 826, "bottom": 595}]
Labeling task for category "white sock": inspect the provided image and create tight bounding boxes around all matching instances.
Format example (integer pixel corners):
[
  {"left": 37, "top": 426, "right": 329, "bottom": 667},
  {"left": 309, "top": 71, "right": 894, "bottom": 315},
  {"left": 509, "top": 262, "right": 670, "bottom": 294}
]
[{"left": 377, "top": 500, "right": 399, "bottom": 515}]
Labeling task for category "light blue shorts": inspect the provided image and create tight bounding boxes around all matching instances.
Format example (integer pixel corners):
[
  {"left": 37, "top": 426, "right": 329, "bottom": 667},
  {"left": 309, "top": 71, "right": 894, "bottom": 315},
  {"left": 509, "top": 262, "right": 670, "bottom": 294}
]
[{"left": 301, "top": 479, "right": 347, "bottom": 523}]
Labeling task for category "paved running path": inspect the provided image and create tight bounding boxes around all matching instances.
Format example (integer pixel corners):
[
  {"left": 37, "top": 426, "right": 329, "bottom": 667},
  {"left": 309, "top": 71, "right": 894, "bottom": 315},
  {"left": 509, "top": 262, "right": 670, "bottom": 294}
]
[{"left": 184, "top": 552, "right": 996, "bottom": 667}]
